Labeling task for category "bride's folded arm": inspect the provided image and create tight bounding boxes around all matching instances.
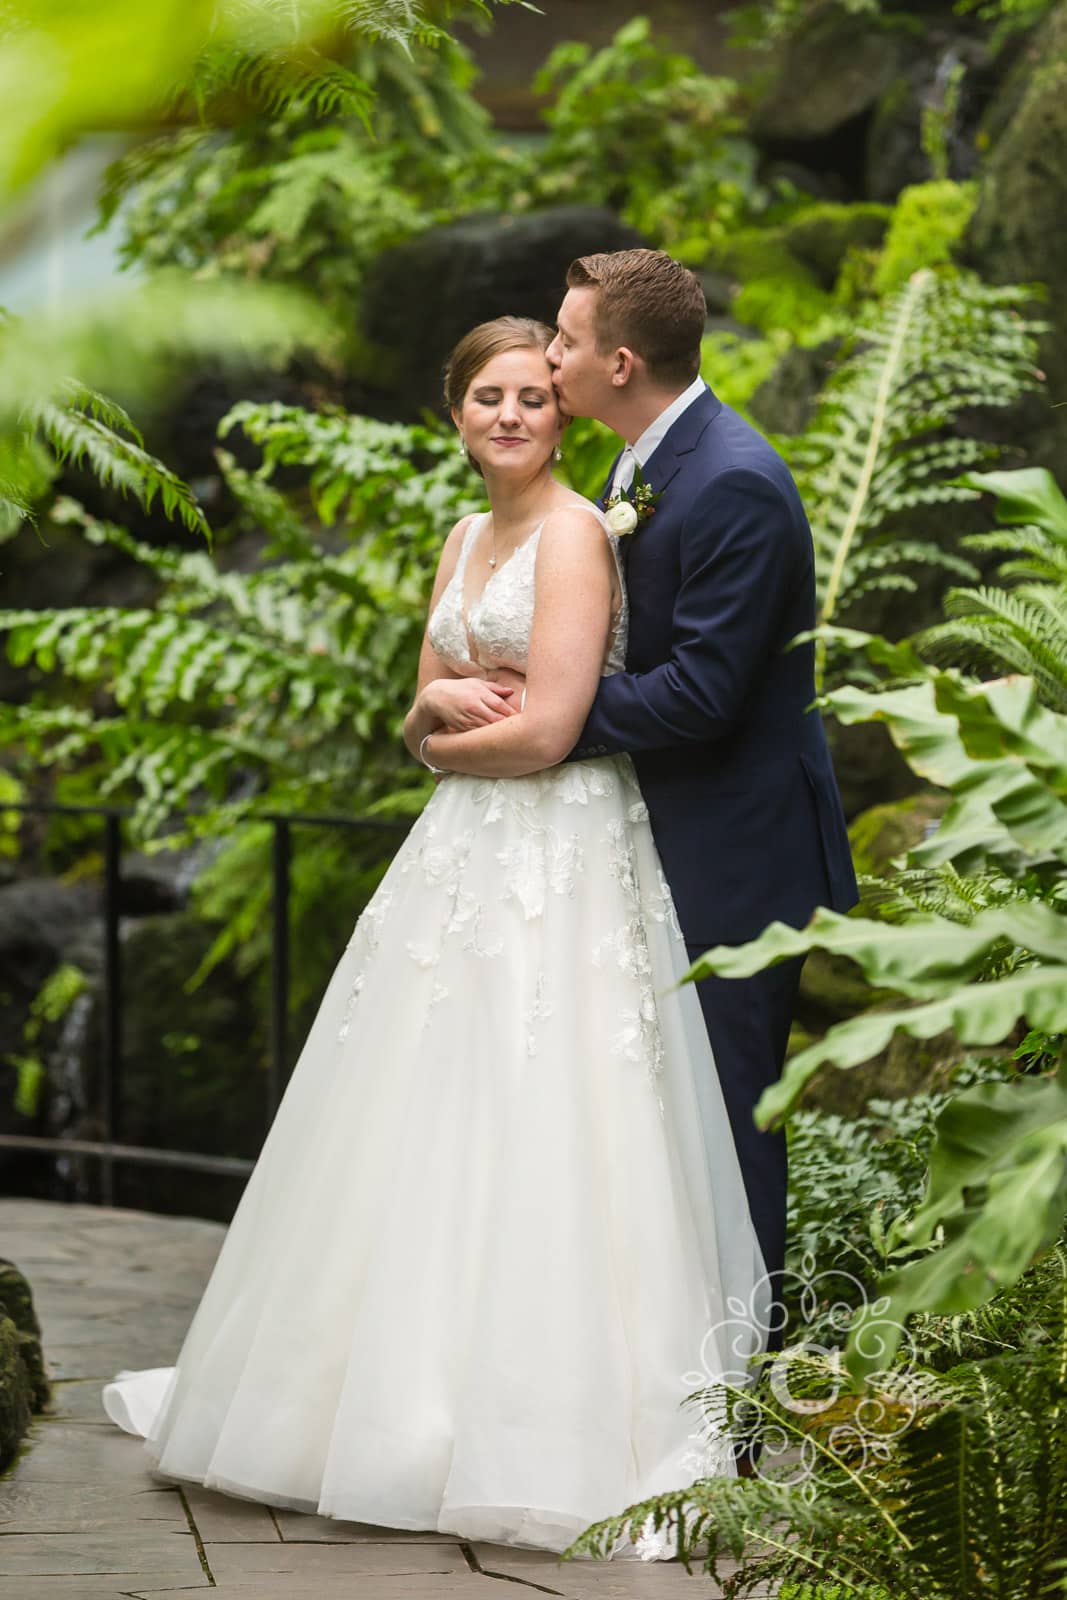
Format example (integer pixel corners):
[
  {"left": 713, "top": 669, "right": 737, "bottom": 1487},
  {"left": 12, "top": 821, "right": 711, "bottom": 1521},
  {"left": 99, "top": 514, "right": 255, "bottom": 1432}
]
[
  {"left": 424, "top": 507, "right": 616, "bottom": 778},
  {"left": 402, "top": 513, "right": 497, "bottom": 759}
]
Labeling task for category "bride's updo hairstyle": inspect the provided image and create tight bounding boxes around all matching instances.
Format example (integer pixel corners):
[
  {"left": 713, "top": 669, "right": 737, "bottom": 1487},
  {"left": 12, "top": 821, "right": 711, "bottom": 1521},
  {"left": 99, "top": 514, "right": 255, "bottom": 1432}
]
[{"left": 444, "top": 316, "right": 557, "bottom": 477}]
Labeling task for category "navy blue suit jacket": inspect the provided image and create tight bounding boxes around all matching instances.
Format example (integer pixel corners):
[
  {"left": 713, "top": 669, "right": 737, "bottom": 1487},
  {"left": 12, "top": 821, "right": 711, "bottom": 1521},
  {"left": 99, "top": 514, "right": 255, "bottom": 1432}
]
[{"left": 573, "top": 385, "right": 857, "bottom": 947}]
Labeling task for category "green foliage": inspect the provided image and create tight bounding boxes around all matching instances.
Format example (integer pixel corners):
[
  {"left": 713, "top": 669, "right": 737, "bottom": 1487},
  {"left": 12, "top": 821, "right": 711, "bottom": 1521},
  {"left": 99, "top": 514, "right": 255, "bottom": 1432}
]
[
  {"left": 872, "top": 181, "right": 980, "bottom": 296},
  {"left": 701, "top": 330, "right": 791, "bottom": 420},
  {"left": 917, "top": 467, "right": 1067, "bottom": 710},
  {"left": 187, "top": 816, "right": 397, "bottom": 1019},
  {"left": 703, "top": 227, "right": 839, "bottom": 338},
  {"left": 0, "top": 770, "right": 23, "bottom": 859},
  {"left": 786, "top": 268, "right": 1044, "bottom": 683},
  {"left": 728, "top": 0, "right": 1055, "bottom": 53},
  {"left": 566, "top": 1249, "right": 1067, "bottom": 1599},
  {"left": 691, "top": 659, "right": 1067, "bottom": 1372},
  {"left": 784, "top": 1061, "right": 1015, "bottom": 1340},
  {"left": 522, "top": 18, "right": 763, "bottom": 257},
  {"left": 6, "top": 963, "right": 88, "bottom": 1117},
  {"left": 102, "top": 15, "right": 765, "bottom": 314},
  {"left": 0, "top": 402, "right": 480, "bottom": 834},
  {"left": 97, "top": 30, "right": 495, "bottom": 330},
  {"left": 21, "top": 382, "right": 210, "bottom": 539},
  {"left": 0, "top": 1, "right": 517, "bottom": 494},
  {"left": 0, "top": 0, "right": 512, "bottom": 198},
  {"left": 954, "top": 0, "right": 1059, "bottom": 46},
  {"left": 728, "top": 0, "right": 882, "bottom": 52}
]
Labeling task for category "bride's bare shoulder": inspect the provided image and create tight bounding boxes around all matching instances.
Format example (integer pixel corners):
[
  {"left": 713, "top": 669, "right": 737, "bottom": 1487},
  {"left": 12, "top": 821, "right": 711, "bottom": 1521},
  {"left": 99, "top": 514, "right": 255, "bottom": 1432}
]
[{"left": 540, "top": 498, "right": 608, "bottom": 539}]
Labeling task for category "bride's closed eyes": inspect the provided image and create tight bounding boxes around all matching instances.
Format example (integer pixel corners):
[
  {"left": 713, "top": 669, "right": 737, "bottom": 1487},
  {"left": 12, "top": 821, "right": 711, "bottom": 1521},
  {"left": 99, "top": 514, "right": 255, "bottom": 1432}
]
[{"left": 472, "top": 387, "right": 551, "bottom": 408}]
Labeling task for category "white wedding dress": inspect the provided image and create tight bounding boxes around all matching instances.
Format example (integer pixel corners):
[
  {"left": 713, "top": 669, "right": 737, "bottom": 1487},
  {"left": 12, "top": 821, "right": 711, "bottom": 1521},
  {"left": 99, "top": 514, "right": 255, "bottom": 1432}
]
[{"left": 102, "top": 508, "right": 767, "bottom": 1560}]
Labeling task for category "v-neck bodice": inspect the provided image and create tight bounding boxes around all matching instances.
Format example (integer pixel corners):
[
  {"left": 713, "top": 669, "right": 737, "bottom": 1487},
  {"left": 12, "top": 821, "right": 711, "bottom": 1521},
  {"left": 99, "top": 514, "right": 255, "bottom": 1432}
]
[{"left": 427, "top": 511, "right": 627, "bottom": 678}]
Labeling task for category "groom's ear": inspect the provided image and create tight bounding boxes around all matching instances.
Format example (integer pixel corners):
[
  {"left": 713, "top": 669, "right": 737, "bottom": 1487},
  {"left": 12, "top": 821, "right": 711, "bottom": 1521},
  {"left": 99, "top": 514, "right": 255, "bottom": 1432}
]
[{"left": 610, "top": 346, "right": 637, "bottom": 388}]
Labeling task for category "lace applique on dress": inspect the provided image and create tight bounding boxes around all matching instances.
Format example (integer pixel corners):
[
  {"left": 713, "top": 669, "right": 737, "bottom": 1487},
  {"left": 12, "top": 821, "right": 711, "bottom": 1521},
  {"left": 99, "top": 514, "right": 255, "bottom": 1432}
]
[{"left": 427, "top": 509, "right": 627, "bottom": 677}]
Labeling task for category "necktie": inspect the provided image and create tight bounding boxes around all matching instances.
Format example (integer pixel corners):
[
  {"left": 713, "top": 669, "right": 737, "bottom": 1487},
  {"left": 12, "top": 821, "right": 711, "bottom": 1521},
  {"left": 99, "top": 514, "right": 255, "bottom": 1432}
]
[{"left": 610, "top": 445, "right": 637, "bottom": 501}]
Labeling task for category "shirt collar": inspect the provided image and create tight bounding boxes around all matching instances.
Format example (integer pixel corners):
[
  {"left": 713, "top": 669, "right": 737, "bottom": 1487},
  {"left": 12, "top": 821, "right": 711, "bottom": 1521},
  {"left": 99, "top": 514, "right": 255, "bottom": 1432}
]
[{"left": 630, "top": 376, "right": 708, "bottom": 469}]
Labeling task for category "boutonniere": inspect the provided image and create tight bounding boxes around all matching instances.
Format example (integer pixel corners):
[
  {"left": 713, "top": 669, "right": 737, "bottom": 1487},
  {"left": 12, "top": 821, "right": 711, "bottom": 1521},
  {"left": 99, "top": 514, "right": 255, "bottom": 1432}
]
[{"left": 605, "top": 464, "right": 661, "bottom": 537}]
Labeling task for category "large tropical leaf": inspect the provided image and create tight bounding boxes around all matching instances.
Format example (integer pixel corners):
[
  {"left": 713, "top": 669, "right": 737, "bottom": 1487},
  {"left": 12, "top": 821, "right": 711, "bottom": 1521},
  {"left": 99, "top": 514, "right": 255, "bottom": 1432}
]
[
  {"left": 957, "top": 465, "right": 1067, "bottom": 537},
  {"left": 846, "top": 1068, "right": 1067, "bottom": 1378}
]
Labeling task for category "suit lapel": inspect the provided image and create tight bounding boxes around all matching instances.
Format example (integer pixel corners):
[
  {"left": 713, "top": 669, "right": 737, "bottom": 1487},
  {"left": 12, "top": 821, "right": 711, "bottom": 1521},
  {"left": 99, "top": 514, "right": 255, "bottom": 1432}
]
[
  {"left": 623, "top": 386, "right": 723, "bottom": 563},
  {"left": 639, "top": 385, "right": 722, "bottom": 499}
]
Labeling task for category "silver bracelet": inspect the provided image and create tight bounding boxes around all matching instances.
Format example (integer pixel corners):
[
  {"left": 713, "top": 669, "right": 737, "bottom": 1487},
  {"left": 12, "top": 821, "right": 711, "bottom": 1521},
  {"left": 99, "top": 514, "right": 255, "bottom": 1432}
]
[{"left": 419, "top": 732, "right": 447, "bottom": 777}]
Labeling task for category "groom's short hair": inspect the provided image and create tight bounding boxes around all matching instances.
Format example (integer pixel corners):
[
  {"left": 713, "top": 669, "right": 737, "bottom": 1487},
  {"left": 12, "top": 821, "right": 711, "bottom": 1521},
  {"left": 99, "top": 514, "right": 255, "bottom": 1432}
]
[{"left": 566, "top": 250, "right": 706, "bottom": 386}]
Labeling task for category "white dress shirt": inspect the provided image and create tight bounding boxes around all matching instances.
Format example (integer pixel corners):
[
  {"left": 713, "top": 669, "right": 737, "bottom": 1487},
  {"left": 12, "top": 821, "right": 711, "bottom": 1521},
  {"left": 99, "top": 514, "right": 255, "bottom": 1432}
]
[{"left": 609, "top": 375, "right": 707, "bottom": 499}]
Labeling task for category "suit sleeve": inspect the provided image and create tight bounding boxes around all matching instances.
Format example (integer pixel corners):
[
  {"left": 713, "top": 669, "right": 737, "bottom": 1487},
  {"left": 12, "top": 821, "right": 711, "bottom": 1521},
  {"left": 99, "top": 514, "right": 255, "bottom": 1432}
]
[{"left": 572, "top": 467, "right": 804, "bottom": 756}]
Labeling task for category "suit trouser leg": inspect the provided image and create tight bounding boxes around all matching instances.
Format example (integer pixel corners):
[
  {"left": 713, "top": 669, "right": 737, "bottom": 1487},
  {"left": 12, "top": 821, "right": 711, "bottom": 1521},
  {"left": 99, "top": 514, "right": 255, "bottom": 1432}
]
[{"left": 684, "top": 945, "right": 803, "bottom": 1349}]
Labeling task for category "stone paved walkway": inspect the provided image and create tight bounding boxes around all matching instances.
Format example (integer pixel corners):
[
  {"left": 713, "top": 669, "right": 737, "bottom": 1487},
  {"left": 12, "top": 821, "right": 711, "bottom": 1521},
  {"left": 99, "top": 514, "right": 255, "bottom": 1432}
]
[{"left": 0, "top": 1200, "right": 769, "bottom": 1599}]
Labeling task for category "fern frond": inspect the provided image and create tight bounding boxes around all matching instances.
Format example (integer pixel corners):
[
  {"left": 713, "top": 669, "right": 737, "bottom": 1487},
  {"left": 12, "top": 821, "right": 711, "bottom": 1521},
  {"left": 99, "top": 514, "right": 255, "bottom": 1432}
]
[
  {"left": 30, "top": 399, "right": 209, "bottom": 539},
  {"left": 0, "top": 476, "right": 35, "bottom": 538},
  {"left": 917, "top": 584, "right": 1067, "bottom": 711},
  {"left": 191, "top": 44, "right": 376, "bottom": 124},
  {"left": 796, "top": 267, "right": 1045, "bottom": 685},
  {"left": 961, "top": 525, "right": 1067, "bottom": 586}
]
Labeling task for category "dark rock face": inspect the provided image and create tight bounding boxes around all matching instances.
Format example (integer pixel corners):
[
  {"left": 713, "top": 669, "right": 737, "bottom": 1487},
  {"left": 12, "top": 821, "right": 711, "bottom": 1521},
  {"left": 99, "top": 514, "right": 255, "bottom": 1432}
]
[
  {"left": 865, "top": 31, "right": 991, "bottom": 203},
  {"left": 750, "top": 9, "right": 903, "bottom": 142},
  {"left": 966, "top": 2, "right": 1067, "bottom": 479},
  {"left": 0, "top": 1259, "right": 49, "bottom": 1471},
  {"left": 750, "top": 339, "right": 843, "bottom": 437},
  {"left": 360, "top": 207, "right": 648, "bottom": 420},
  {"left": 826, "top": 718, "right": 922, "bottom": 825}
]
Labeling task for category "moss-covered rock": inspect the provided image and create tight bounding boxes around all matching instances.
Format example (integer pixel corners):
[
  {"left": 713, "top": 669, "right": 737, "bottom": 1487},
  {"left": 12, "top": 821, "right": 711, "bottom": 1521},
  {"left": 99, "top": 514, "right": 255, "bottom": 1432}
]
[
  {"left": 795, "top": 1020, "right": 965, "bottom": 1118},
  {"left": 702, "top": 226, "right": 834, "bottom": 335},
  {"left": 0, "top": 1315, "right": 33, "bottom": 1474},
  {"left": 701, "top": 206, "right": 890, "bottom": 342},
  {"left": 0, "top": 1260, "right": 48, "bottom": 1473},
  {"left": 848, "top": 791, "right": 950, "bottom": 877},
  {"left": 778, "top": 203, "right": 892, "bottom": 288},
  {"left": 966, "top": 1, "right": 1067, "bottom": 478}
]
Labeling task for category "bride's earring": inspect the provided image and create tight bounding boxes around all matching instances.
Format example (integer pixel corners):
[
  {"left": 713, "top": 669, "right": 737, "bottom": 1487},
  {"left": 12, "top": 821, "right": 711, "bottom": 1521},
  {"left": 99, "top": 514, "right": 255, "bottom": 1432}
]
[
  {"left": 458, "top": 435, "right": 468, "bottom": 460},
  {"left": 553, "top": 442, "right": 563, "bottom": 462}
]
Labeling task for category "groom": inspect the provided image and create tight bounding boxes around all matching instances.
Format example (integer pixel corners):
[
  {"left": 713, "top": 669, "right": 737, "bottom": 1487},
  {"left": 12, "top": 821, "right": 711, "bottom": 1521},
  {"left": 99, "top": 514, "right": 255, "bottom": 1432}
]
[{"left": 546, "top": 249, "right": 857, "bottom": 1322}]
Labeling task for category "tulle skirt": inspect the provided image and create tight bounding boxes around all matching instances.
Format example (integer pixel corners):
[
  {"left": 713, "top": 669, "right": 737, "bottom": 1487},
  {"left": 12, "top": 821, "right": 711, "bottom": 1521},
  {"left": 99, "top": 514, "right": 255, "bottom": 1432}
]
[{"left": 103, "top": 757, "right": 766, "bottom": 1557}]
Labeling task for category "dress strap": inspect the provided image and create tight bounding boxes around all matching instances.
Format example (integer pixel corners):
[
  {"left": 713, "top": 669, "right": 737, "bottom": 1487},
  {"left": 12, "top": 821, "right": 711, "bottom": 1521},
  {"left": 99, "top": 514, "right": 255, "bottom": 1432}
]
[{"left": 456, "top": 512, "right": 487, "bottom": 576}]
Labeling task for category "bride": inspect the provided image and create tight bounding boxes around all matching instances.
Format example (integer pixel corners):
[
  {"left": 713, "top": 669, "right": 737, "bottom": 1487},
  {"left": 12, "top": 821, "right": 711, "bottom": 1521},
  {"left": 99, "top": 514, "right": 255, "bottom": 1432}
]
[{"left": 101, "top": 315, "right": 766, "bottom": 1562}]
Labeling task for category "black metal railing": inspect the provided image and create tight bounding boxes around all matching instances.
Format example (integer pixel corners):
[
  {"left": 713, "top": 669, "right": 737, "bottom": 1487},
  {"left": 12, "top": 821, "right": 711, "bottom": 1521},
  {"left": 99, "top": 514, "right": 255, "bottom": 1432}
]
[{"left": 0, "top": 801, "right": 410, "bottom": 1204}]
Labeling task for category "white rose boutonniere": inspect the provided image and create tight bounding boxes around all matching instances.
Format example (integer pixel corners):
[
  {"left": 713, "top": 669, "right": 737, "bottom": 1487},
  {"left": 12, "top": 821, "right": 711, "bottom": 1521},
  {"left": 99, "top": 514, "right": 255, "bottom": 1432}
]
[
  {"left": 605, "top": 499, "right": 639, "bottom": 536},
  {"left": 605, "top": 464, "right": 662, "bottom": 538}
]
